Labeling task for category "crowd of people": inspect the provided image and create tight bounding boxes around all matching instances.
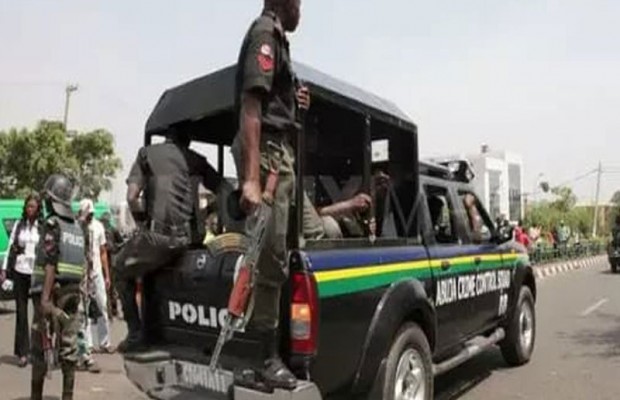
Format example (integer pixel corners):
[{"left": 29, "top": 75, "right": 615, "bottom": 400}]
[
  {"left": 512, "top": 218, "right": 579, "bottom": 254},
  {"left": 0, "top": 194, "right": 125, "bottom": 376}
]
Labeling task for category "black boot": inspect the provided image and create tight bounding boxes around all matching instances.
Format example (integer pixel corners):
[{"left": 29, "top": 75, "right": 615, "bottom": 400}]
[
  {"left": 117, "top": 280, "right": 146, "bottom": 353},
  {"left": 61, "top": 363, "right": 76, "bottom": 400},
  {"left": 30, "top": 380, "right": 44, "bottom": 400},
  {"left": 259, "top": 329, "right": 297, "bottom": 390},
  {"left": 31, "top": 363, "right": 46, "bottom": 400}
]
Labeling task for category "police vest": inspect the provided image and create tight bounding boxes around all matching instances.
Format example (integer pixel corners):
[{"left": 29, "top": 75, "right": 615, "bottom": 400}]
[{"left": 31, "top": 218, "right": 86, "bottom": 293}]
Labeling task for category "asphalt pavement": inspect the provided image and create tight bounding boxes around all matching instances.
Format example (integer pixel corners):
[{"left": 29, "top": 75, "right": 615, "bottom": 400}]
[
  {"left": 436, "top": 255, "right": 620, "bottom": 400},
  {"left": 0, "top": 256, "right": 617, "bottom": 399}
]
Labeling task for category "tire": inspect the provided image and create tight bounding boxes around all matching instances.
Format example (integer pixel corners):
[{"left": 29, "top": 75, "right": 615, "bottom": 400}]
[
  {"left": 500, "top": 286, "right": 536, "bottom": 366},
  {"left": 381, "top": 323, "right": 433, "bottom": 400}
]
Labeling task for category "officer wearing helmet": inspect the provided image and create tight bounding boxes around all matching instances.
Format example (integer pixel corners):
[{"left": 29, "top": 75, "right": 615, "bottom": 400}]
[{"left": 30, "top": 174, "right": 87, "bottom": 400}]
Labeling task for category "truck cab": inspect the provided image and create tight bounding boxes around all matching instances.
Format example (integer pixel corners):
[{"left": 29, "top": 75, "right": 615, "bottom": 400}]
[{"left": 124, "top": 63, "right": 536, "bottom": 400}]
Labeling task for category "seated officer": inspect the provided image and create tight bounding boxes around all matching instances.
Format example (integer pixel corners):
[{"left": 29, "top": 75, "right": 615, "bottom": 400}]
[
  {"left": 115, "top": 128, "right": 225, "bottom": 353},
  {"left": 303, "top": 169, "right": 390, "bottom": 240},
  {"left": 31, "top": 174, "right": 86, "bottom": 400},
  {"left": 303, "top": 192, "right": 372, "bottom": 239}
]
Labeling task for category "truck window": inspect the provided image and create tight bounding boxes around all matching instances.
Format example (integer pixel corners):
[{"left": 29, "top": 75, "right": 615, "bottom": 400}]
[
  {"left": 458, "top": 191, "right": 494, "bottom": 244},
  {"left": 423, "top": 185, "right": 458, "bottom": 244}
]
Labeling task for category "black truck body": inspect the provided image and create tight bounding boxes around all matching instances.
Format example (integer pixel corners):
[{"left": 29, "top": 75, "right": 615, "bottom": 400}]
[{"left": 124, "top": 63, "right": 537, "bottom": 400}]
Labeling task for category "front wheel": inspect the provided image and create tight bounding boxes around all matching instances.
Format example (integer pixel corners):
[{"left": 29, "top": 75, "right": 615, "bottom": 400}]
[
  {"left": 381, "top": 323, "right": 433, "bottom": 400},
  {"left": 500, "top": 286, "right": 536, "bottom": 366}
]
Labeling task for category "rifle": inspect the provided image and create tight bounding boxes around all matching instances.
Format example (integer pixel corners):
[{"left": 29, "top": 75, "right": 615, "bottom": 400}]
[{"left": 209, "top": 144, "right": 281, "bottom": 372}]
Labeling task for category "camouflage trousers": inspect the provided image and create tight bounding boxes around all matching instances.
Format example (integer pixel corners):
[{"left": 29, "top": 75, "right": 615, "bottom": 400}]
[
  {"left": 31, "top": 284, "right": 81, "bottom": 370},
  {"left": 232, "top": 134, "right": 295, "bottom": 330}
]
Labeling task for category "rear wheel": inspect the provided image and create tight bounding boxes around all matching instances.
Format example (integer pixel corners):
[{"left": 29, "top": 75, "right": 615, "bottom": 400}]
[
  {"left": 381, "top": 323, "right": 433, "bottom": 400},
  {"left": 500, "top": 286, "right": 536, "bottom": 366}
]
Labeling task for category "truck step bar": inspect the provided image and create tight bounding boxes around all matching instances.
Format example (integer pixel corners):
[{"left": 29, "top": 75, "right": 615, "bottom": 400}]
[
  {"left": 124, "top": 351, "right": 323, "bottom": 400},
  {"left": 432, "top": 328, "right": 505, "bottom": 376}
]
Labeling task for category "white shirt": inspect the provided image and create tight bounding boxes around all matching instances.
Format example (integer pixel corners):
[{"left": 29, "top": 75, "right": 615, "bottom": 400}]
[
  {"left": 87, "top": 219, "right": 107, "bottom": 276},
  {"left": 2, "top": 220, "right": 40, "bottom": 275}
]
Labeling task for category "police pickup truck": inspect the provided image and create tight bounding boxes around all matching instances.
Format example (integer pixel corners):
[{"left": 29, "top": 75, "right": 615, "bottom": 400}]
[{"left": 124, "top": 63, "right": 537, "bottom": 400}]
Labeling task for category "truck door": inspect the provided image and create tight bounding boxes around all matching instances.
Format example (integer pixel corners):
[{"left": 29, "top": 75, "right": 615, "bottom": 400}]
[
  {"left": 422, "top": 183, "right": 474, "bottom": 351},
  {"left": 455, "top": 189, "right": 508, "bottom": 332}
]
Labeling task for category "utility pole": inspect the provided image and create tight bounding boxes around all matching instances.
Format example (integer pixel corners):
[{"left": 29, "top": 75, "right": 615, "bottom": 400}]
[
  {"left": 63, "top": 84, "right": 79, "bottom": 133},
  {"left": 592, "top": 161, "right": 603, "bottom": 238}
]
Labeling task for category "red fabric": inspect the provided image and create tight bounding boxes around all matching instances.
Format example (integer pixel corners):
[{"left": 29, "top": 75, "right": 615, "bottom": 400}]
[{"left": 515, "top": 227, "right": 531, "bottom": 247}]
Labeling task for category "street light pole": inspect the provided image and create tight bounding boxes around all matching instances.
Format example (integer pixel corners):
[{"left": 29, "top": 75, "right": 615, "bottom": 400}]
[
  {"left": 63, "top": 84, "right": 78, "bottom": 133},
  {"left": 592, "top": 161, "right": 603, "bottom": 238}
]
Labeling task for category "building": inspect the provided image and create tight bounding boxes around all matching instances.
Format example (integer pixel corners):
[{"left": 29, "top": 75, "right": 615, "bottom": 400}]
[{"left": 453, "top": 145, "right": 525, "bottom": 223}]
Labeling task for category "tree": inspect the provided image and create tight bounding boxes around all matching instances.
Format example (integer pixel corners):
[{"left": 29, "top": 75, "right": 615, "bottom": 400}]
[
  {"left": 0, "top": 120, "right": 122, "bottom": 200},
  {"left": 70, "top": 129, "right": 122, "bottom": 199},
  {"left": 550, "top": 186, "right": 577, "bottom": 213},
  {"left": 611, "top": 191, "right": 620, "bottom": 206},
  {"left": 524, "top": 186, "right": 595, "bottom": 237}
]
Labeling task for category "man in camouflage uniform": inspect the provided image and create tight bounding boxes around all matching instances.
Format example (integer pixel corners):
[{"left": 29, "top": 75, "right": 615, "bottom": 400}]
[
  {"left": 31, "top": 174, "right": 87, "bottom": 400},
  {"left": 231, "top": 0, "right": 307, "bottom": 389}
]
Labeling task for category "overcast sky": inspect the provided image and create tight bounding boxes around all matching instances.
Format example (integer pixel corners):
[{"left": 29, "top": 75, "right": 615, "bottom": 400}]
[{"left": 1, "top": 0, "right": 619, "bottom": 204}]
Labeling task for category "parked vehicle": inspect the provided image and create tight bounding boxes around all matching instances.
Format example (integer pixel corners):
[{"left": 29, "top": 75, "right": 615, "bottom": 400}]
[{"left": 124, "top": 63, "right": 537, "bottom": 400}]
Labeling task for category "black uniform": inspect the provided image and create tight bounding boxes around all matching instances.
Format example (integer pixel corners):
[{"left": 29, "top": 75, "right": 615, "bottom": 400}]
[{"left": 115, "top": 140, "right": 223, "bottom": 348}]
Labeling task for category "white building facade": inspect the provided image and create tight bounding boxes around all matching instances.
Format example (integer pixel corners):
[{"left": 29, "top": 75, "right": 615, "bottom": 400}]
[
  {"left": 466, "top": 146, "right": 524, "bottom": 223},
  {"left": 438, "top": 145, "right": 526, "bottom": 223}
]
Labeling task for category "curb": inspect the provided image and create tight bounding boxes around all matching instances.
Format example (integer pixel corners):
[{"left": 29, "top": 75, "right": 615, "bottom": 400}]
[{"left": 533, "top": 255, "right": 607, "bottom": 280}]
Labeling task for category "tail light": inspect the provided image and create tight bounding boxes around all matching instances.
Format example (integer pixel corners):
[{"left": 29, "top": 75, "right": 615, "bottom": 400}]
[{"left": 290, "top": 272, "right": 319, "bottom": 355}]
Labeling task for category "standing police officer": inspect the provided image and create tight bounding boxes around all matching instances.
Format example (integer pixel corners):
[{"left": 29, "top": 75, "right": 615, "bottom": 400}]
[
  {"left": 231, "top": 0, "right": 309, "bottom": 389},
  {"left": 31, "top": 174, "right": 86, "bottom": 400}
]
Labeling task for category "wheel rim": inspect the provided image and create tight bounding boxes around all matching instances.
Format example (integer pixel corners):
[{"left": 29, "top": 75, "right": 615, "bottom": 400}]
[
  {"left": 519, "top": 300, "right": 534, "bottom": 352},
  {"left": 393, "top": 348, "right": 426, "bottom": 400}
]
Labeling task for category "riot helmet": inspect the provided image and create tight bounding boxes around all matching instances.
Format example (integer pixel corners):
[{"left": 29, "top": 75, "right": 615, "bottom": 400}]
[{"left": 42, "top": 174, "right": 74, "bottom": 219}]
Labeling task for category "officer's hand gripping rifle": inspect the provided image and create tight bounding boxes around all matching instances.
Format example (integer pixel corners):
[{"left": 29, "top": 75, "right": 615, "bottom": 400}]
[{"left": 209, "top": 147, "right": 281, "bottom": 372}]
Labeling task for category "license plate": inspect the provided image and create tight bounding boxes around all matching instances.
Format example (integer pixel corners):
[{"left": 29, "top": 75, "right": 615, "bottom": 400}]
[{"left": 176, "top": 360, "right": 234, "bottom": 395}]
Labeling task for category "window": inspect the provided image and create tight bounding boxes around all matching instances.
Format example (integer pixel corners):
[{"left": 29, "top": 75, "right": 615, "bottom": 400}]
[
  {"left": 488, "top": 170, "right": 501, "bottom": 220},
  {"left": 508, "top": 163, "right": 522, "bottom": 221},
  {"left": 458, "top": 191, "right": 494, "bottom": 244},
  {"left": 424, "top": 185, "right": 458, "bottom": 244}
]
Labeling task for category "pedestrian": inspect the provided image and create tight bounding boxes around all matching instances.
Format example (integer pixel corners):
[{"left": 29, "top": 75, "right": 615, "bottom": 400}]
[
  {"left": 114, "top": 128, "right": 224, "bottom": 353},
  {"left": 78, "top": 199, "right": 114, "bottom": 354},
  {"left": 230, "top": 0, "right": 306, "bottom": 389},
  {"left": 30, "top": 174, "right": 87, "bottom": 400},
  {"left": 0, "top": 193, "right": 42, "bottom": 367},
  {"left": 515, "top": 220, "right": 531, "bottom": 248},
  {"left": 101, "top": 212, "right": 122, "bottom": 319}
]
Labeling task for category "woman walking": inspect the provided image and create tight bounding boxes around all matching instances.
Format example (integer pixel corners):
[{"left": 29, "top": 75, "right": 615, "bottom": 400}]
[{"left": 0, "top": 194, "right": 42, "bottom": 367}]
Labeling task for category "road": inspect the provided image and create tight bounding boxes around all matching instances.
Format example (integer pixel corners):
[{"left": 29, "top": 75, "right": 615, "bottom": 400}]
[
  {"left": 0, "top": 257, "right": 617, "bottom": 399},
  {"left": 436, "top": 257, "right": 619, "bottom": 400}
]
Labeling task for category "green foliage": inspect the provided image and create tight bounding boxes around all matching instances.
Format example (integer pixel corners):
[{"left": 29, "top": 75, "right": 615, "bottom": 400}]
[
  {"left": 0, "top": 120, "right": 122, "bottom": 200},
  {"left": 525, "top": 186, "right": 594, "bottom": 237}
]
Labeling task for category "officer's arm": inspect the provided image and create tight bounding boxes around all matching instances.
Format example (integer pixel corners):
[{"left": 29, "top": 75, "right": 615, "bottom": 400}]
[
  {"left": 40, "top": 221, "right": 60, "bottom": 316},
  {"left": 240, "top": 93, "right": 263, "bottom": 185},
  {"left": 240, "top": 31, "right": 277, "bottom": 185},
  {"left": 127, "top": 148, "right": 148, "bottom": 222}
]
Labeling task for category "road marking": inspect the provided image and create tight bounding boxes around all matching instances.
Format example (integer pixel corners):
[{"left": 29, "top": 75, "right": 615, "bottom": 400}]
[{"left": 580, "top": 298, "right": 608, "bottom": 317}]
